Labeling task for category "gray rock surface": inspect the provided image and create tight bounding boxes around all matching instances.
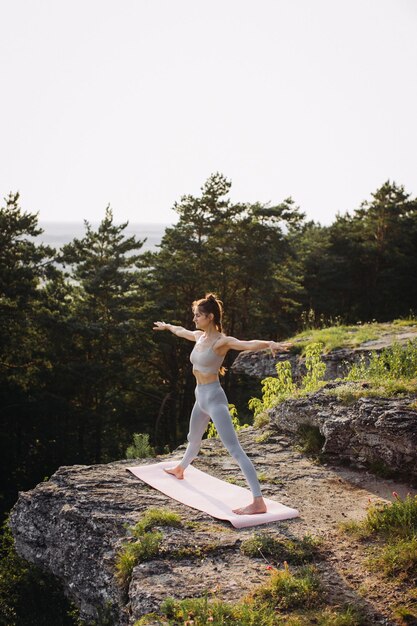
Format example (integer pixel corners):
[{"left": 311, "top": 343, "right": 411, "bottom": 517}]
[
  {"left": 9, "top": 423, "right": 417, "bottom": 625},
  {"left": 269, "top": 381, "right": 417, "bottom": 479}
]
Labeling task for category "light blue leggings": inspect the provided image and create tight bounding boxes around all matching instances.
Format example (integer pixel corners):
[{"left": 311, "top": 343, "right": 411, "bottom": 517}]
[{"left": 179, "top": 380, "right": 262, "bottom": 497}]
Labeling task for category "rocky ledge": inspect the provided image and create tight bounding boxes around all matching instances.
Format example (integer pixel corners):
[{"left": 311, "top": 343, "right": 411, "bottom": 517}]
[
  {"left": 270, "top": 381, "right": 417, "bottom": 481},
  {"left": 9, "top": 408, "right": 417, "bottom": 625}
]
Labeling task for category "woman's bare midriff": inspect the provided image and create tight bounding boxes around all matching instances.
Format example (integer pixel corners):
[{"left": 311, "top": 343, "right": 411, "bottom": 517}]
[{"left": 193, "top": 369, "right": 219, "bottom": 385}]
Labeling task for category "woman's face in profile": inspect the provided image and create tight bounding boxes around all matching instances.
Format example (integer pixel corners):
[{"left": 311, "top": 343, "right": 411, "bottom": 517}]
[{"left": 193, "top": 307, "right": 211, "bottom": 329}]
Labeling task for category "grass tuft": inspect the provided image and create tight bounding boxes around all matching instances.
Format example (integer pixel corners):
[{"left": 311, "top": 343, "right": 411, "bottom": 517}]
[
  {"left": 116, "top": 508, "right": 182, "bottom": 588},
  {"left": 364, "top": 493, "right": 417, "bottom": 538},
  {"left": 367, "top": 535, "right": 417, "bottom": 577},
  {"left": 252, "top": 563, "right": 322, "bottom": 610},
  {"left": 341, "top": 493, "right": 417, "bottom": 580},
  {"left": 289, "top": 321, "right": 417, "bottom": 355},
  {"left": 115, "top": 531, "right": 163, "bottom": 587},
  {"left": 157, "top": 564, "right": 326, "bottom": 625},
  {"left": 241, "top": 532, "right": 321, "bottom": 565},
  {"left": 131, "top": 508, "right": 182, "bottom": 536}
]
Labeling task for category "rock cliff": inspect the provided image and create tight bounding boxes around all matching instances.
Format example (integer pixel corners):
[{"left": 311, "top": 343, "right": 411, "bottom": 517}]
[
  {"left": 9, "top": 409, "right": 417, "bottom": 625},
  {"left": 8, "top": 328, "right": 417, "bottom": 625}
]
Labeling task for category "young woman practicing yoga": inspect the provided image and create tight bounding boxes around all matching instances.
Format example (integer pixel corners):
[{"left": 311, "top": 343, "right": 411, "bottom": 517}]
[{"left": 153, "top": 293, "right": 292, "bottom": 516}]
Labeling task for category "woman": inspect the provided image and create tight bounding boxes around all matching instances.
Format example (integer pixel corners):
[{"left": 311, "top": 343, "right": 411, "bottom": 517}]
[{"left": 153, "top": 293, "right": 292, "bottom": 515}]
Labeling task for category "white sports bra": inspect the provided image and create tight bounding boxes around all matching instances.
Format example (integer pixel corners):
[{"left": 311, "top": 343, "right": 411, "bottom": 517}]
[{"left": 190, "top": 334, "right": 225, "bottom": 374}]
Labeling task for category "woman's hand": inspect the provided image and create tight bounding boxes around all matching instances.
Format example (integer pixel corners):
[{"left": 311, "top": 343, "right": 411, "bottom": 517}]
[
  {"left": 153, "top": 321, "right": 170, "bottom": 331},
  {"left": 268, "top": 341, "right": 293, "bottom": 356}
]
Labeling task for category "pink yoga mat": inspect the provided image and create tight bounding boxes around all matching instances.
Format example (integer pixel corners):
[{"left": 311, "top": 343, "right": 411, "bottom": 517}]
[{"left": 126, "top": 460, "right": 299, "bottom": 529}]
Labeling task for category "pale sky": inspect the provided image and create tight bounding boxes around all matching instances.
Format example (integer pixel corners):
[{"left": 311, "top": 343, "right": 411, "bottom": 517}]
[{"left": 1, "top": 0, "right": 416, "bottom": 226}]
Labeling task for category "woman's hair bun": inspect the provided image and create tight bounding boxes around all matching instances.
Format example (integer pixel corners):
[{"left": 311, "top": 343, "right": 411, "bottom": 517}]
[{"left": 205, "top": 293, "right": 217, "bottom": 301}]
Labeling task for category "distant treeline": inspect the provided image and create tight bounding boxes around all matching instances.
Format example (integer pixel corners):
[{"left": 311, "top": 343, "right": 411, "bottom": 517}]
[{"left": 1, "top": 172, "right": 417, "bottom": 519}]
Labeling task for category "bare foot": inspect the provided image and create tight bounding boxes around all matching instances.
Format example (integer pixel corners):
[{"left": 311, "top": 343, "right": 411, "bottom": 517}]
[
  {"left": 163, "top": 465, "right": 184, "bottom": 479},
  {"left": 233, "top": 497, "right": 267, "bottom": 515}
]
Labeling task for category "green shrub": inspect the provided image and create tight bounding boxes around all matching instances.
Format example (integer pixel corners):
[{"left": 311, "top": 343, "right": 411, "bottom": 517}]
[
  {"left": 249, "top": 343, "right": 326, "bottom": 422},
  {"left": 347, "top": 340, "right": 417, "bottom": 383},
  {"left": 126, "top": 433, "right": 155, "bottom": 459}
]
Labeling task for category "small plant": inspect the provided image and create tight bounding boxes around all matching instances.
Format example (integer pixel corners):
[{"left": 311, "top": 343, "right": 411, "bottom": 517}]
[
  {"left": 299, "top": 308, "right": 344, "bottom": 331},
  {"left": 249, "top": 342, "right": 327, "bottom": 423},
  {"left": 125, "top": 433, "right": 155, "bottom": 459},
  {"left": 257, "top": 472, "right": 268, "bottom": 483},
  {"left": 302, "top": 342, "right": 326, "bottom": 392},
  {"left": 224, "top": 476, "right": 245, "bottom": 486},
  {"left": 368, "top": 535, "right": 417, "bottom": 577}
]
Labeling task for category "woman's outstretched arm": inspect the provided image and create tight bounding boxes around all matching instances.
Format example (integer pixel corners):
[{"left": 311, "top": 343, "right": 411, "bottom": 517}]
[
  {"left": 153, "top": 321, "right": 201, "bottom": 342},
  {"left": 221, "top": 336, "right": 293, "bottom": 356}
]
